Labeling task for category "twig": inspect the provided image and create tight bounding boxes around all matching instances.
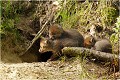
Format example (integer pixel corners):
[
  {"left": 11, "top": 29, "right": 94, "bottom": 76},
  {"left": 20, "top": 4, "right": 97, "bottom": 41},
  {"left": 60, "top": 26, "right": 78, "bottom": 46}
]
[{"left": 22, "top": 15, "right": 54, "bottom": 55}]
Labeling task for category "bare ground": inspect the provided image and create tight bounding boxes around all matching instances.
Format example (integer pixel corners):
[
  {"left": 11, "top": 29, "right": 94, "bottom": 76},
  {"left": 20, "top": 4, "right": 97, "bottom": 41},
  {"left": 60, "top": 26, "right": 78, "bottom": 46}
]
[{"left": 0, "top": 58, "right": 119, "bottom": 80}]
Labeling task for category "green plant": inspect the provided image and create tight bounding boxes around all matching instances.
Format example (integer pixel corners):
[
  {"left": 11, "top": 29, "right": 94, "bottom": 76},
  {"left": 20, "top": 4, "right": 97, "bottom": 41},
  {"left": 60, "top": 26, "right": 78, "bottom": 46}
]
[
  {"left": 55, "top": 0, "right": 79, "bottom": 29},
  {"left": 110, "top": 16, "right": 120, "bottom": 44},
  {"left": 1, "top": 1, "right": 22, "bottom": 39},
  {"left": 101, "top": 7, "right": 118, "bottom": 26},
  {"left": 55, "top": 0, "right": 119, "bottom": 33}
]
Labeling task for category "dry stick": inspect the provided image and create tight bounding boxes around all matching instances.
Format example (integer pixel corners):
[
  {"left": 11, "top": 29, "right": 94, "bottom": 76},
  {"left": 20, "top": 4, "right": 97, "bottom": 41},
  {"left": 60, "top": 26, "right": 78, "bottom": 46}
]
[
  {"left": 22, "top": 7, "right": 57, "bottom": 55},
  {"left": 23, "top": 17, "right": 52, "bottom": 54}
]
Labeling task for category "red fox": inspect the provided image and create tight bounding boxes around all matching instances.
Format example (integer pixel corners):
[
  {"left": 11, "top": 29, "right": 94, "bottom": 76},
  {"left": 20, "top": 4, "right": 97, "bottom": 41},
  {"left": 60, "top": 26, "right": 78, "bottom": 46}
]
[
  {"left": 93, "top": 39, "right": 112, "bottom": 53},
  {"left": 84, "top": 35, "right": 96, "bottom": 48},
  {"left": 39, "top": 24, "right": 84, "bottom": 60},
  {"left": 39, "top": 38, "right": 62, "bottom": 61},
  {"left": 48, "top": 24, "right": 84, "bottom": 47}
]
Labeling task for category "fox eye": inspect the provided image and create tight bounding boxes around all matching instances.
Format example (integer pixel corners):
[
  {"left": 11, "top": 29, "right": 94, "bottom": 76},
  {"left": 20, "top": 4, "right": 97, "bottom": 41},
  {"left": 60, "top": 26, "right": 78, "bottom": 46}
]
[
  {"left": 51, "top": 32, "right": 55, "bottom": 35},
  {"left": 89, "top": 40, "right": 92, "bottom": 43},
  {"left": 43, "top": 46, "right": 47, "bottom": 48}
]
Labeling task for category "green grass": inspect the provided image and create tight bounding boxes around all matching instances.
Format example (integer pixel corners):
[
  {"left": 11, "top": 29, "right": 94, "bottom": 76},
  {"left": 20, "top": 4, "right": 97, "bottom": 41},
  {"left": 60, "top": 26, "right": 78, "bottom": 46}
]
[{"left": 55, "top": 0, "right": 118, "bottom": 31}]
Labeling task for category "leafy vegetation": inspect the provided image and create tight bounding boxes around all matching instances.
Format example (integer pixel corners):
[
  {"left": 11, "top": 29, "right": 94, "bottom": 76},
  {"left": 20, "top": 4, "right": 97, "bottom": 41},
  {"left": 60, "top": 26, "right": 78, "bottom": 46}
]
[
  {"left": 101, "top": 7, "right": 118, "bottom": 26},
  {"left": 1, "top": 1, "right": 22, "bottom": 39},
  {"left": 110, "top": 16, "right": 120, "bottom": 54},
  {"left": 55, "top": 0, "right": 118, "bottom": 31},
  {"left": 1, "top": 1, "right": 119, "bottom": 38},
  {"left": 110, "top": 16, "right": 120, "bottom": 43},
  {"left": 1, "top": 1, "right": 27, "bottom": 61}
]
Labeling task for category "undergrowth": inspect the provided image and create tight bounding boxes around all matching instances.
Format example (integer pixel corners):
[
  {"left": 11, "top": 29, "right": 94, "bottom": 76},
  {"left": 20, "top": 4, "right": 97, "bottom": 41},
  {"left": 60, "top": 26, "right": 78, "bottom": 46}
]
[
  {"left": 1, "top": 1, "right": 28, "bottom": 62},
  {"left": 110, "top": 16, "right": 120, "bottom": 54},
  {"left": 1, "top": 0, "right": 119, "bottom": 45},
  {"left": 1, "top": 1, "right": 22, "bottom": 39},
  {"left": 55, "top": 0, "right": 118, "bottom": 31},
  {"left": 0, "top": 1, "right": 119, "bottom": 79}
]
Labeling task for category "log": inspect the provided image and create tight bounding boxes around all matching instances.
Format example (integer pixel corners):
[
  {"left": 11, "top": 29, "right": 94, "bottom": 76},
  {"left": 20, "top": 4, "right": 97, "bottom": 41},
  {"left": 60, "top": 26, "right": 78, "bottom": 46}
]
[{"left": 62, "top": 47, "right": 119, "bottom": 62}]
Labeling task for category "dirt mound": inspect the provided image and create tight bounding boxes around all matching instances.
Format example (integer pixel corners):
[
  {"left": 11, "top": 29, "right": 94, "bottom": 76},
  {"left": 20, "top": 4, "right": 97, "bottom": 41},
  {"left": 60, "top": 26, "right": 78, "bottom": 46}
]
[{"left": 0, "top": 59, "right": 118, "bottom": 80}]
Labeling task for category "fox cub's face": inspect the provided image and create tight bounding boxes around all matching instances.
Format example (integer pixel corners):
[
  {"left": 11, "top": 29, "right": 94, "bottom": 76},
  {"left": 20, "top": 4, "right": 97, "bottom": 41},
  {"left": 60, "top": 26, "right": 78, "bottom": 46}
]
[
  {"left": 84, "top": 36, "right": 96, "bottom": 48},
  {"left": 39, "top": 38, "right": 53, "bottom": 53},
  {"left": 49, "top": 24, "right": 63, "bottom": 40}
]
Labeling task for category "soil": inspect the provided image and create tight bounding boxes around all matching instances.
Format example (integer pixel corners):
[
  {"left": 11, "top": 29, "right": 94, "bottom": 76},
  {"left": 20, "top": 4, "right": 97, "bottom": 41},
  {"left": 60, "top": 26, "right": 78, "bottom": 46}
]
[{"left": 0, "top": 58, "right": 119, "bottom": 80}]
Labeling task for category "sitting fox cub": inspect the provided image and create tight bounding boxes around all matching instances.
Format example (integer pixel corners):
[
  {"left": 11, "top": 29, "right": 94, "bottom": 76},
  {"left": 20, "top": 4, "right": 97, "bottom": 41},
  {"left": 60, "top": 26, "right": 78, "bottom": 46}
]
[
  {"left": 39, "top": 38, "right": 62, "bottom": 61},
  {"left": 48, "top": 24, "right": 84, "bottom": 46},
  {"left": 39, "top": 24, "right": 84, "bottom": 61},
  {"left": 84, "top": 35, "right": 112, "bottom": 53}
]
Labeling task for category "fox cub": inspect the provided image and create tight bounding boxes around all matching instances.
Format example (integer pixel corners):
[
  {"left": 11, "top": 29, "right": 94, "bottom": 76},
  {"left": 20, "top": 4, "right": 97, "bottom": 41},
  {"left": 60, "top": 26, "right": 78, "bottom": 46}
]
[
  {"left": 39, "top": 24, "right": 84, "bottom": 61},
  {"left": 39, "top": 38, "right": 62, "bottom": 61},
  {"left": 48, "top": 24, "right": 84, "bottom": 47},
  {"left": 84, "top": 35, "right": 112, "bottom": 53},
  {"left": 93, "top": 39, "right": 112, "bottom": 53}
]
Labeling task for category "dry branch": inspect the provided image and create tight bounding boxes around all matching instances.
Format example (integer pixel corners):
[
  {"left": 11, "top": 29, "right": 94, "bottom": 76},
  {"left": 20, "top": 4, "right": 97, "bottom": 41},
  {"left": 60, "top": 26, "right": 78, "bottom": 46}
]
[
  {"left": 23, "top": 14, "right": 55, "bottom": 55},
  {"left": 62, "top": 47, "right": 119, "bottom": 62},
  {"left": 24, "top": 19, "right": 48, "bottom": 53}
]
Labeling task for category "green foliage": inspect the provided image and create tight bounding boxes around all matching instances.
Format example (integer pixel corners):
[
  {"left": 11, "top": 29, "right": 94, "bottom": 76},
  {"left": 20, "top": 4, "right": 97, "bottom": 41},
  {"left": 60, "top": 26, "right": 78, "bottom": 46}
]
[
  {"left": 101, "top": 7, "right": 118, "bottom": 26},
  {"left": 2, "top": 1, "right": 23, "bottom": 19},
  {"left": 55, "top": 1, "right": 95, "bottom": 29},
  {"left": 110, "top": 16, "right": 120, "bottom": 44},
  {"left": 55, "top": 0, "right": 79, "bottom": 29},
  {"left": 55, "top": 0, "right": 118, "bottom": 30},
  {"left": 1, "top": 1, "right": 22, "bottom": 39}
]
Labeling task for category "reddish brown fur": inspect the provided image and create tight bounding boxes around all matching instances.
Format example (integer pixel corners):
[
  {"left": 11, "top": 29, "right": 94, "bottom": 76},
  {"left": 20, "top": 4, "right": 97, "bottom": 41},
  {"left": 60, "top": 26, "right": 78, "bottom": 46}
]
[
  {"left": 84, "top": 35, "right": 112, "bottom": 53},
  {"left": 49, "top": 24, "right": 84, "bottom": 47},
  {"left": 84, "top": 36, "right": 96, "bottom": 48},
  {"left": 49, "top": 24, "right": 64, "bottom": 39},
  {"left": 39, "top": 38, "right": 62, "bottom": 61},
  {"left": 39, "top": 24, "right": 84, "bottom": 61}
]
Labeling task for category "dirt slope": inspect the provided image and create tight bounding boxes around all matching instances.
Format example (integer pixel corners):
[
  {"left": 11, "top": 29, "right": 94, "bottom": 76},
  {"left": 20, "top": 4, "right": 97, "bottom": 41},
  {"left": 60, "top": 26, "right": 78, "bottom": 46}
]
[{"left": 0, "top": 59, "right": 119, "bottom": 80}]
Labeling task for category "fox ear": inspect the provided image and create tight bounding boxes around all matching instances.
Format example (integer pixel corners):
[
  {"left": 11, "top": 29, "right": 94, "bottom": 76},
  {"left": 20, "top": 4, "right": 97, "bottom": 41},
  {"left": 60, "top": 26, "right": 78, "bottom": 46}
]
[
  {"left": 91, "top": 37, "right": 96, "bottom": 43},
  {"left": 45, "top": 39, "right": 50, "bottom": 44}
]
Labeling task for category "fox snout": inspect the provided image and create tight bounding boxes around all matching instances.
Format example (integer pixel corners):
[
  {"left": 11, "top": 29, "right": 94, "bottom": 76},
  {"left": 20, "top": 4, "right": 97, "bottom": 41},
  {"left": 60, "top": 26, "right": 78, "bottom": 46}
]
[
  {"left": 39, "top": 49, "right": 44, "bottom": 53},
  {"left": 39, "top": 49, "right": 41, "bottom": 52}
]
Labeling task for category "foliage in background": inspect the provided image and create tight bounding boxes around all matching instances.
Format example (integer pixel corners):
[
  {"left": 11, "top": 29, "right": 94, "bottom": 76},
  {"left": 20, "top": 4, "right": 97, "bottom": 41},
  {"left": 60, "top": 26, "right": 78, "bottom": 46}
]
[
  {"left": 1, "top": 1, "right": 37, "bottom": 38},
  {"left": 109, "top": 16, "right": 119, "bottom": 54},
  {"left": 55, "top": 0, "right": 79, "bottom": 29},
  {"left": 55, "top": 0, "right": 118, "bottom": 31},
  {"left": 100, "top": 7, "right": 118, "bottom": 26},
  {"left": 110, "top": 16, "right": 120, "bottom": 45},
  {"left": 1, "top": 0, "right": 119, "bottom": 48},
  {"left": 1, "top": 0, "right": 119, "bottom": 37},
  {"left": 1, "top": 1, "right": 22, "bottom": 39}
]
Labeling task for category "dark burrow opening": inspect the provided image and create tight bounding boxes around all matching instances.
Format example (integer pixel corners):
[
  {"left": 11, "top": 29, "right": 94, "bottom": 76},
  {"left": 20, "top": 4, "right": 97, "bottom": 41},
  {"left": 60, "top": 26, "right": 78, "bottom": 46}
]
[
  {"left": 38, "top": 52, "right": 53, "bottom": 62},
  {"left": 20, "top": 39, "right": 53, "bottom": 63}
]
